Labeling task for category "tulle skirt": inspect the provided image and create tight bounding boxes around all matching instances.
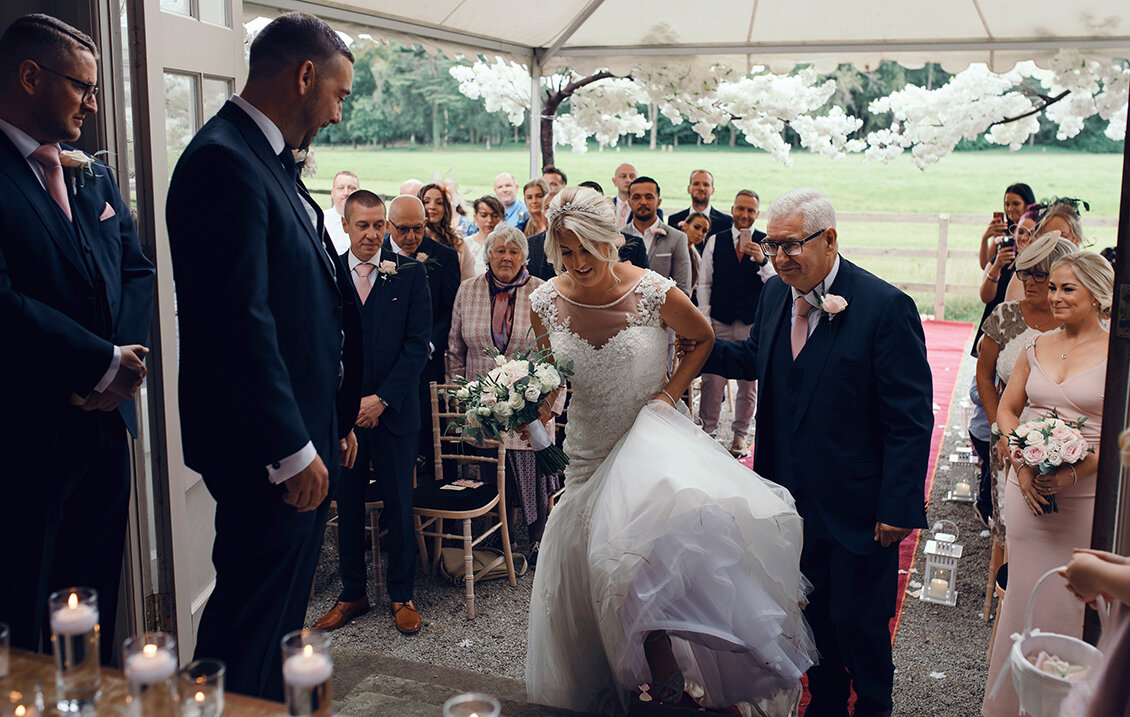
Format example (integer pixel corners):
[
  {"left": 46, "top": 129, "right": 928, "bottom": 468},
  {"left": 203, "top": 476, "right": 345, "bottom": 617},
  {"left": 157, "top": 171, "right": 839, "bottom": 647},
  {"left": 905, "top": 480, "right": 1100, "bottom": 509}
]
[{"left": 526, "top": 401, "right": 816, "bottom": 715}]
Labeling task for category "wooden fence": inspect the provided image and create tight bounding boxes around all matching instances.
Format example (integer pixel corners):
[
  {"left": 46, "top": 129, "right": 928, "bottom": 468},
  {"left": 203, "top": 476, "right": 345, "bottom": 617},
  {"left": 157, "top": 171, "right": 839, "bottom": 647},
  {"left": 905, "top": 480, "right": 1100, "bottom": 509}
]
[{"left": 836, "top": 213, "right": 1119, "bottom": 320}]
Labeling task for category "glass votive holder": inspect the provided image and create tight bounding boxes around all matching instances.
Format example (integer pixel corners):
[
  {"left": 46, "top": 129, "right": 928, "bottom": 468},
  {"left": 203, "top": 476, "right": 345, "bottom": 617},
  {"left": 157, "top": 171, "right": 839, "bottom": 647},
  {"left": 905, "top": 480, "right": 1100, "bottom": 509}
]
[
  {"left": 178, "top": 659, "right": 225, "bottom": 717},
  {"left": 47, "top": 587, "right": 100, "bottom": 713},
  {"left": 123, "top": 632, "right": 178, "bottom": 717},
  {"left": 443, "top": 692, "right": 501, "bottom": 717},
  {"left": 281, "top": 629, "right": 333, "bottom": 716},
  {"left": 0, "top": 622, "right": 9, "bottom": 680},
  {"left": 3, "top": 684, "right": 45, "bottom": 717}
]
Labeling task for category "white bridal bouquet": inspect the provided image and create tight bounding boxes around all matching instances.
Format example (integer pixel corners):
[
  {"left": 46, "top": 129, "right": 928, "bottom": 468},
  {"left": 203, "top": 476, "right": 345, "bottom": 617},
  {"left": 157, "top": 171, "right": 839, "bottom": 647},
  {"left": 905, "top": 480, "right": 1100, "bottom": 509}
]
[
  {"left": 452, "top": 346, "right": 572, "bottom": 476},
  {"left": 994, "top": 410, "right": 1092, "bottom": 515}
]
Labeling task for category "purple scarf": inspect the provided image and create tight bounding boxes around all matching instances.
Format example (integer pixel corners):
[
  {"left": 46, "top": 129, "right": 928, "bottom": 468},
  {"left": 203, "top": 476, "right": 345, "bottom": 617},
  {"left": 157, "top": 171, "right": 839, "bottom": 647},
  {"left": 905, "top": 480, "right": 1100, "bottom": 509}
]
[{"left": 487, "top": 266, "right": 531, "bottom": 353}]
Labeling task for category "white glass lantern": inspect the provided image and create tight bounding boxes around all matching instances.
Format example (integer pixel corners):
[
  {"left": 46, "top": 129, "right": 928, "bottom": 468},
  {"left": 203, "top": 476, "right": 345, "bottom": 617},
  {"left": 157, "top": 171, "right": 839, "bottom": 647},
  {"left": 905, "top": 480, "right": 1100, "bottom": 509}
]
[{"left": 920, "top": 521, "right": 963, "bottom": 607}]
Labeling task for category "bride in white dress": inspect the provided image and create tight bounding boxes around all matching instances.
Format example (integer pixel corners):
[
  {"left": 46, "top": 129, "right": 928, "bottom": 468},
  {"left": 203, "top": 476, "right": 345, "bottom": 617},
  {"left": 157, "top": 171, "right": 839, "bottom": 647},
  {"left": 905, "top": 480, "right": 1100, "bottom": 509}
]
[{"left": 524, "top": 187, "right": 816, "bottom": 715}]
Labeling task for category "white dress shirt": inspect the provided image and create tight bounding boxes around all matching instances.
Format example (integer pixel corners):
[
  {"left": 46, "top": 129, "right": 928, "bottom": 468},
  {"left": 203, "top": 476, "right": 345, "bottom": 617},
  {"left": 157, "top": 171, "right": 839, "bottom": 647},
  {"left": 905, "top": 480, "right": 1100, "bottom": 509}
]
[
  {"left": 697, "top": 228, "right": 776, "bottom": 318},
  {"left": 622, "top": 216, "right": 665, "bottom": 255},
  {"left": 228, "top": 95, "right": 319, "bottom": 484},
  {"left": 0, "top": 118, "right": 123, "bottom": 395},
  {"left": 790, "top": 254, "right": 842, "bottom": 338},
  {"left": 324, "top": 205, "right": 349, "bottom": 254}
]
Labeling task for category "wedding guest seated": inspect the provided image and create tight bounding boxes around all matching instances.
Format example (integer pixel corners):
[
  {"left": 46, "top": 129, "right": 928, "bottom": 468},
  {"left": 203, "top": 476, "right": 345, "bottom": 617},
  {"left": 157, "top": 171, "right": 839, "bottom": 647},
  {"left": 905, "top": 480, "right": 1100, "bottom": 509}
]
[
  {"left": 420, "top": 182, "right": 476, "bottom": 280},
  {"left": 984, "top": 251, "right": 1113, "bottom": 716},
  {"left": 541, "top": 165, "right": 566, "bottom": 192},
  {"left": 447, "top": 225, "right": 564, "bottom": 564},
  {"left": 466, "top": 195, "right": 504, "bottom": 275},
  {"left": 523, "top": 178, "right": 549, "bottom": 237},
  {"left": 975, "top": 233, "right": 1076, "bottom": 553},
  {"left": 324, "top": 170, "right": 359, "bottom": 254}
]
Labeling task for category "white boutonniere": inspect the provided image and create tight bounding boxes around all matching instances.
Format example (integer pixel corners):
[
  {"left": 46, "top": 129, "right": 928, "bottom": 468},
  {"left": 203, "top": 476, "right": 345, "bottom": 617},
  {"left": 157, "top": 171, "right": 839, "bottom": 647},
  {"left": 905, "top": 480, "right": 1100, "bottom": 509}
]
[
  {"left": 59, "top": 149, "right": 100, "bottom": 191},
  {"left": 292, "top": 147, "right": 317, "bottom": 178},
  {"left": 377, "top": 259, "right": 399, "bottom": 281},
  {"left": 813, "top": 281, "right": 848, "bottom": 321}
]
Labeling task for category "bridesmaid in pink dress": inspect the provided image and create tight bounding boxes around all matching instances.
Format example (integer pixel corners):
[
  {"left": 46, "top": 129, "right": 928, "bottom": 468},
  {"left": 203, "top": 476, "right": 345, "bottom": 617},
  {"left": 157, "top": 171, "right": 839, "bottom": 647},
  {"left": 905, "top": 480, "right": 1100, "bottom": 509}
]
[{"left": 983, "top": 252, "right": 1114, "bottom": 716}]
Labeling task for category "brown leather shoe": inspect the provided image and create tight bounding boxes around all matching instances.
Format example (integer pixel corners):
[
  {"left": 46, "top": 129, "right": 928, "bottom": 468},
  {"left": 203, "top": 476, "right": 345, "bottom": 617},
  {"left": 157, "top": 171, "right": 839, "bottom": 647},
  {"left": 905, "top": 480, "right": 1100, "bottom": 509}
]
[
  {"left": 310, "top": 598, "right": 370, "bottom": 631},
  {"left": 392, "top": 600, "right": 421, "bottom": 634}
]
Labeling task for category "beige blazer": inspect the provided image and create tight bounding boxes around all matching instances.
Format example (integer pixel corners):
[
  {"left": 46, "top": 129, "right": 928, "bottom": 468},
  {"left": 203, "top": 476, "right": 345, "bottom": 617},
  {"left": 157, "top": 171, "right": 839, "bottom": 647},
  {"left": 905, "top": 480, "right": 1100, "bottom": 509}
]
[{"left": 447, "top": 274, "right": 562, "bottom": 449}]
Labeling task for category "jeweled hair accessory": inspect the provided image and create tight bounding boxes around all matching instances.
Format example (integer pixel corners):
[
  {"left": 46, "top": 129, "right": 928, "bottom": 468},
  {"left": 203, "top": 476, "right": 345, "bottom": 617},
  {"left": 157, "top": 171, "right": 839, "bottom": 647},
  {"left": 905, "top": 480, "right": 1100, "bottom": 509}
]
[{"left": 546, "top": 202, "right": 608, "bottom": 222}]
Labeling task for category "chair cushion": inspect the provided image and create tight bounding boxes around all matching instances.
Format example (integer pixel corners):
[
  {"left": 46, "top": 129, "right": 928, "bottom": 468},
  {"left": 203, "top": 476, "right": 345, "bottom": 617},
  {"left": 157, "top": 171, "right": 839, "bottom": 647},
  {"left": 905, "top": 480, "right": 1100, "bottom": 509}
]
[{"left": 414, "top": 479, "right": 498, "bottom": 512}]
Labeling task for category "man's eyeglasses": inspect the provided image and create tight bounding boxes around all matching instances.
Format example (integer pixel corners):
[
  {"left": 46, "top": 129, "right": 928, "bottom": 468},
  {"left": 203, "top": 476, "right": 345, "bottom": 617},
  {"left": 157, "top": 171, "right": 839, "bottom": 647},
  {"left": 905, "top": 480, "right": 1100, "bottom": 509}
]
[
  {"left": 38, "top": 64, "right": 99, "bottom": 102},
  {"left": 761, "top": 228, "right": 826, "bottom": 257},
  {"left": 1016, "top": 269, "right": 1049, "bottom": 283},
  {"left": 389, "top": 221, "right": 425, "bottom": 235}
]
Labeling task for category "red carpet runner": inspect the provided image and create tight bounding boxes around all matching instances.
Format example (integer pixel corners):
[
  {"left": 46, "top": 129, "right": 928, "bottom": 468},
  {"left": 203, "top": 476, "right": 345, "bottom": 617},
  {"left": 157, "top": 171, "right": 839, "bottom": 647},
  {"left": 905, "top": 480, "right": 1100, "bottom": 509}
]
[{"left": 738, "top": 319, "right": 974, "bottom": 714}]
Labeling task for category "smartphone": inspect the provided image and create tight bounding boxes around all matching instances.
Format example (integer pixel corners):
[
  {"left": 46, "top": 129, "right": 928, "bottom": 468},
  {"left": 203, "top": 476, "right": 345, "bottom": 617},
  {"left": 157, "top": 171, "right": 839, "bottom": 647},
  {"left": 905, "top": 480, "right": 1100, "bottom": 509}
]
[
  {"left": 993, "top": 211, "right": 1004, "bottom": 221},
  {"left": 999, "top": 236, "right": 1015, "bottom": 250}
]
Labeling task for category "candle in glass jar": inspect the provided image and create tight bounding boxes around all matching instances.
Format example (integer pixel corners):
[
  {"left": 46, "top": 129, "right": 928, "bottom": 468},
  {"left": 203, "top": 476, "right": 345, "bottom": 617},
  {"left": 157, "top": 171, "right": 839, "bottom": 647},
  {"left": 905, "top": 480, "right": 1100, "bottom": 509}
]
[
  {"left": 126, "top": 643, "right": 177, "bottom": 684},
  {"left": 282, "top": 645, "right": 332, "bottom": 688},
  {"left": 50, "top": 593, "right": 98, "bottom": 635},
  {"left": 954, "top": 480, "right": 973, "bottom": 498}
]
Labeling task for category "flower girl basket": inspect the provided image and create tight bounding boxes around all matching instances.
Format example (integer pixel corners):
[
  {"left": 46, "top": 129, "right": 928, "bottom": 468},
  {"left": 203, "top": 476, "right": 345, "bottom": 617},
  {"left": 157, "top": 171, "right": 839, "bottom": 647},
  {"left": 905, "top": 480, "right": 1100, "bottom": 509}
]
[{"left": 990, "top": 567, "right": 1107, "bottom": 717}]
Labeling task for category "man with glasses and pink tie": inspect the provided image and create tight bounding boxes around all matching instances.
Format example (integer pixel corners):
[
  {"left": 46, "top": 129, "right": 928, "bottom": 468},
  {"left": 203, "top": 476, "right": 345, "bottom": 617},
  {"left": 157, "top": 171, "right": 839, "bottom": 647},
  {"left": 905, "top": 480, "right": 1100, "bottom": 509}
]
[
  {"left": 0, "top": 13, "right": 154, "bottom": 662},
  {"left": 681, "top": 188, "right": 933, "bottom": 717}
]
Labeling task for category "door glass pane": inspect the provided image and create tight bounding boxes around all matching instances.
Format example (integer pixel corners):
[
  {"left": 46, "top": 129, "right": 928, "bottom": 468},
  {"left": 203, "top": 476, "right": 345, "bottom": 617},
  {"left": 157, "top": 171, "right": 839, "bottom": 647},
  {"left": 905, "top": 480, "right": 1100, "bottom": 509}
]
[
  {"left": 198, "top": 0, "right": 228, "bottom": 27},
  {"left": 163, "top": 72, "right": 197, "bottom": 177},
  {"left": 202, "top": 77, "right": 231, "bottom": 122},
  {"left": 160, "top": 0, "right": 191, "bottom": 17}
]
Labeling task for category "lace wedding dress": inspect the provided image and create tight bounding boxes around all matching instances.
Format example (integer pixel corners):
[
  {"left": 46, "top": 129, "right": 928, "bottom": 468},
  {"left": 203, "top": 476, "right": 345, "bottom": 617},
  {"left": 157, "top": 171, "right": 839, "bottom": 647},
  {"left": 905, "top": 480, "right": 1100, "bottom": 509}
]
[{"left": 526, "top": 270, "right": 816, "bottom": 715}]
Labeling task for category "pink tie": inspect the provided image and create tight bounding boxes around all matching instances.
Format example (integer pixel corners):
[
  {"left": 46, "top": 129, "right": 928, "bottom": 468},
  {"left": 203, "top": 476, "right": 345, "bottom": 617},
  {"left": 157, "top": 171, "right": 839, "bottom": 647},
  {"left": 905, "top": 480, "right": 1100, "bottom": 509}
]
[
  {"left": 791, "top": 296, "right": 813, "bottom": 359},
  {"left": 737, "top": 228, "right": 751, "bottom": 261},
  {"left": 355, "top": 262, "right": 374, "bottom": 304},
  {"left": 31, "top": 144, "right": 72, "bottom": 221}
]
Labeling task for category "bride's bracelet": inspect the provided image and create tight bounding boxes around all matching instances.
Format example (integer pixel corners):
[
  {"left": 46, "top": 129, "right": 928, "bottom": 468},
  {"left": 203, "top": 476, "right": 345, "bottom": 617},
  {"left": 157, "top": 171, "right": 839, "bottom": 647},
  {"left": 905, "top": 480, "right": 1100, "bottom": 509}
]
[{"left": 661, "top": 389, "right": 678, "bottom": 406}]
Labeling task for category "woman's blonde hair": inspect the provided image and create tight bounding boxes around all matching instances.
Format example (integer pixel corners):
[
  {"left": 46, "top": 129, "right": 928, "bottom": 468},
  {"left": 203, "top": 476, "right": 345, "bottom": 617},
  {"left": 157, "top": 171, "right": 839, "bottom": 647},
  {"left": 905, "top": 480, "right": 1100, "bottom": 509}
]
[
  {"left": 1035, "top": 201, "right": 1084, "bottom": 245},
  {"left": 1049, "top": 251, "right": 1114, "bottom": 319},
  {"left": 544, "top": 186, "right": 623, "bottom": 275}
]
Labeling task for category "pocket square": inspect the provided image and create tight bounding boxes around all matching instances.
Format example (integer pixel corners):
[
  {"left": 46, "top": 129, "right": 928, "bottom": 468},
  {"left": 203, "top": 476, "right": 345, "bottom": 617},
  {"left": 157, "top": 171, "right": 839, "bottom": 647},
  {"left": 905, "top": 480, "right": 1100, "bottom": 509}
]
[
  {"left": 656, "top": 252, "right": 671, "bottom": 258},
  {"left": 99, "top": 202, "right": 116, "bottom": 221}
]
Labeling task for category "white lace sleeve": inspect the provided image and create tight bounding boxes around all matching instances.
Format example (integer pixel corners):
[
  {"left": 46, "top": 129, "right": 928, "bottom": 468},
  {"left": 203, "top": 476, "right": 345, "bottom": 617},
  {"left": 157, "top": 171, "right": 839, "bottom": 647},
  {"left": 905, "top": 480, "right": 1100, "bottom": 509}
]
[
  {"left": 530, "top": 280, "right": 564, "bottom": 332},
  {"left": 628, "top": 271, "right": 677, "bottom": 328}
]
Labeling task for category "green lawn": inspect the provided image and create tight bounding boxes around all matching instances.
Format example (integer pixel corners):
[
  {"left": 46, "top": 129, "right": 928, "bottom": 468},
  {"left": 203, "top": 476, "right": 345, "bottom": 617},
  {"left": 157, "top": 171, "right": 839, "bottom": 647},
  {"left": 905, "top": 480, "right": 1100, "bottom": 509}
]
[{"left": 306, "top": 145, "right": 1123, "bottom": 321}]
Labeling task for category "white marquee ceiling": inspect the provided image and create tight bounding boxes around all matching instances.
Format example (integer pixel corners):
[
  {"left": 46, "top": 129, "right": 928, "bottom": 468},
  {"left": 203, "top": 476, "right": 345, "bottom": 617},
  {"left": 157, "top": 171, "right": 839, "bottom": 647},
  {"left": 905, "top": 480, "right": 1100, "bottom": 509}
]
[{"left": 245, "top": 0, "right": 1129, "bottom": 74}]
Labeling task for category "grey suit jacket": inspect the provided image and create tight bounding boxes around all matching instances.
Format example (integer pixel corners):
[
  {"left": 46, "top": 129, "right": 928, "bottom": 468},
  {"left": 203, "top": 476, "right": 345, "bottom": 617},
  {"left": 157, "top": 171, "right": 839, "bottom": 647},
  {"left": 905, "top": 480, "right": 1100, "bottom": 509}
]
[{"left": 642, "top": 222, "right": 691, "bottom": 295}]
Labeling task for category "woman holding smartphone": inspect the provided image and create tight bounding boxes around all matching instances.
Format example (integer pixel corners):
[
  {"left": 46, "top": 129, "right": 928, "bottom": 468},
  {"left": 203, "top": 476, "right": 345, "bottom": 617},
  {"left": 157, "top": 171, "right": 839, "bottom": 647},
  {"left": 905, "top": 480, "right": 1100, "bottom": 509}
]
[{"left": 979, "top": 183, "right": 1036, "bottom": 269}]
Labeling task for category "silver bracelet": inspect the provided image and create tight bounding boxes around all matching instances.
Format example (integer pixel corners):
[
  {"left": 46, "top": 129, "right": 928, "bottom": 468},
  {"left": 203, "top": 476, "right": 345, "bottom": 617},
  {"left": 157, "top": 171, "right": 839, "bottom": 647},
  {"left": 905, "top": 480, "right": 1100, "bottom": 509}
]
[
  {"left": 1069, "top": 464, "right": 1078, "bottom": 485},
  {"left": 662, "top": 389, "right": 678, "bottom": 406}
]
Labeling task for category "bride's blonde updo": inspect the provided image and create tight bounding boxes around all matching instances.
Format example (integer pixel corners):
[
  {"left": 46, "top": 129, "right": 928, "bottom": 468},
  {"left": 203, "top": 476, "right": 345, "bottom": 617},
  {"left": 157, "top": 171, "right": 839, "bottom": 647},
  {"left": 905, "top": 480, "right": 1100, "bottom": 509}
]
[
  {"left": 544, "top": 186, "right": 624, "bottom": 274},
  {"left": 1049, "top": 251, "right": 1114, "bottom": 319}
]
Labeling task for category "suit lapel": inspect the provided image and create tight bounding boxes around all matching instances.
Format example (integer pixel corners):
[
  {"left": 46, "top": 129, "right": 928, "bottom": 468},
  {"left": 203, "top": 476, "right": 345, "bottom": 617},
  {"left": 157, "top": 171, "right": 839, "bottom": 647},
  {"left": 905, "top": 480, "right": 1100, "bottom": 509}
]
[
  {"left": 366, "top": 249, "right": 401, "bottom": 337},
  {"left": 220, "top": 102, "right": 335, "bottom": 283},
  {"left": 790, "top": 258, "right": 856, "bottom": 431},
  {"left": 0, "top": 134, "right": 92, "bottom": 284}
]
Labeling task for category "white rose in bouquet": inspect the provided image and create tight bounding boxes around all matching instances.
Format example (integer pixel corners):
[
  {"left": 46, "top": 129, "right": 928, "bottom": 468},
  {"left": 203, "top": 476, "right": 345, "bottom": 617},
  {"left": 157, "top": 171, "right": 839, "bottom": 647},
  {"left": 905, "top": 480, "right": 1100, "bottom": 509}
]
[
  {"left": 1045, "top": 448, "right": 1063, "bottom": 466},
  {"left": 1061, "top": 437, "right": 1086, "bottom": 463},
  {"left": 524, "top": 384, "right": 542, "bottom": 402},
  {"left": 1015, "top": 424, "right": 1032, "bottom": 438},
  {"left": 507, "top": 392, "right": 525, "bottom": 411},
  {"left": 495, "top": 355, "right": 508, "bottom": 367},
  {"left": 456, "top": 387, "right": 470, "bottom": 400},
  {"left": 480, "top": 392, "right": 497, "bottom": 407},
  {"left": 493, "top": 402, "right": 513, "bottom": 420},
  {"left": 1022, "top": 444, "right": 1048, "bottom": 465},
  {"left": 537, "top": 367, "right": 560, "bottom": 391},
  {"left": 477, "top": 406, "right": 491, "bottom": 416}
]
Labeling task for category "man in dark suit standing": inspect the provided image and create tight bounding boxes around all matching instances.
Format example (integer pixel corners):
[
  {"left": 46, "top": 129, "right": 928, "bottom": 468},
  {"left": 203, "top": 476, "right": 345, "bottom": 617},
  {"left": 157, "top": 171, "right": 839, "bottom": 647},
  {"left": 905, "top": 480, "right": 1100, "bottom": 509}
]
[
  {"left": 668, "top": 169, "right": 733, "bottom": 249},
  {"left": 696, "top": 189, "right": 771, "bottom": 457},
  {"left": 382, "top": 196, "right": 459, "bottom": 480},
  {"left": 0, "top": 14, "right": 154, "bottom": 659},
  {"left": 311, "top": 192, "right": 430, "bottom": 635},
  {"left": 166, "top": 13, "right": 361, "bottom": 699},
  {"left": 688, "top": 188, "right": 933, "bottom": 717}
]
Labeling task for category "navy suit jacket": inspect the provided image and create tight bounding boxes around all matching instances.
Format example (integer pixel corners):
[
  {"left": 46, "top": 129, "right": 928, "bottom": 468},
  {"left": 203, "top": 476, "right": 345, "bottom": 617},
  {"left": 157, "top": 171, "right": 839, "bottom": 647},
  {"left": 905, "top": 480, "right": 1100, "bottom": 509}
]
[
  {"left": 0, "top": 133, "right": 154, "bottom": 446},
  {"left": 414, "top": 236, "right": 459, "bottom": 384},
  {"left": 702, "top": 258, "right": 933, "bottom": 554},
  {"left": 167, "top": 100, "right": 361, "bottom": 477},
  {"left": 343, "top": 248, "right": 431, "bottom": 436},
  {"left": 669, "top": 206, "right": 733, "bottom": 242}
]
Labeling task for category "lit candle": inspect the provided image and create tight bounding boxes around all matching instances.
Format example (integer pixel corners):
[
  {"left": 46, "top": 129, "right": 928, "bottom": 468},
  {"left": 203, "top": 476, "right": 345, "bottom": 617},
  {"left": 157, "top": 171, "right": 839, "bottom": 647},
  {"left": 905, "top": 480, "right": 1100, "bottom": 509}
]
[
  {"left": 927, "top": 577, "right": 950, "bottom": 599},
  {"left": 282, "top": 644, "right": 332, "bottom": 688},
  {"left": 50, "top": 593, "right": 98, "bottom": 635},
  {"left": 125, "top": 643, "right": 177, "bottom": 684},
  {"left": 954, "top": 480, "right": 973, "bottom": 498}
]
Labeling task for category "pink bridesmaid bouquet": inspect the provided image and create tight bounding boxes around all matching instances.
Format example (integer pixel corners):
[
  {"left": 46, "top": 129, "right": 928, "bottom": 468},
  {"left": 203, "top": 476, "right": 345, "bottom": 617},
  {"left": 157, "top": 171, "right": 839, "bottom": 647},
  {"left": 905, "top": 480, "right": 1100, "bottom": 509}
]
[{"left": 995, "top": 410, "right": 1092, "bottom": 515}]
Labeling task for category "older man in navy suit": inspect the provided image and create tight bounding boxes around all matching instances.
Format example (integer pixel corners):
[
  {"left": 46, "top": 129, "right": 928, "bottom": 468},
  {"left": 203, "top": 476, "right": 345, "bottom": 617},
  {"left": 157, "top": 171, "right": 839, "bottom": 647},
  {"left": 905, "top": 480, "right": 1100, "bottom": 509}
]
[
  {"left": 311, "top": 192, "right": 430, "bottom": 635},
  {"left": 686, "top": 188, "right": 933, "bottom": 717},
  {"left": 166, "top": 13, "right": 361, "bottom": 700},
  {"left": 0, "top": 13, "right": 154, "bottom": 659}
]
